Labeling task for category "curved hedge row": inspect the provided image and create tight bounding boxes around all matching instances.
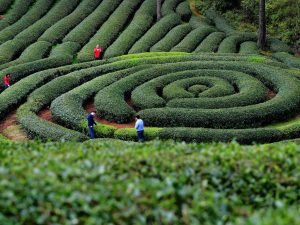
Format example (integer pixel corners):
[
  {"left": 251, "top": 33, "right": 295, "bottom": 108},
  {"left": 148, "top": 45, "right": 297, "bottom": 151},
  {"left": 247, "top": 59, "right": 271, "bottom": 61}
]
[
  {"left": 0, "top": 0, "right": 54, "bottom": 44},
  {"left": 218, "top": 32, "right": 257, "bottom": 53},
  {"left": 205, "top": 8, "right": 235, "bottom": 34},
  {"left": 1, "top": 53, "right": 296, "bottom": 143},
  {"left": 273, "top": 52, "right": 300, "bottom": 69},
  {"left": 0, "top": 0, "right": 81, "bottom": 64},
  {"left": 77, "top": 0, "right": 142, "bottom": 62},
  {"left": 150, "top": 24, "right": 193, "bottom": 52},
  {"left": 63, "top": 0, "right": 123, "bottom": 46},
  {"left": 0, "top": 0, "right": 34, "bottom": 31},
  {"left": 239, "top": 41, "right": 259, "bottom": 54},
  {"left": 161, "top": 0, "right": 185, "bottom": 16},
  {"left": 128, "top": 13, "right": 182, "bottom": 54},
  {"left": 38, "top": 0, "right": 102, "bottom": 44},
  {"left": 171, "top": 26, "right": 216, "bottom": 52},
  {"left": 194, "top": 31, "right": 226, "bottom": 53},
  {"left": 176, "top": 1, "right": 191, "bottom": 21},
  {"left": 104, "top": 0, "right": 157, "bottom": 58},
  {"left": 0, "top": 0, "right": 13, "bottom": 14}
]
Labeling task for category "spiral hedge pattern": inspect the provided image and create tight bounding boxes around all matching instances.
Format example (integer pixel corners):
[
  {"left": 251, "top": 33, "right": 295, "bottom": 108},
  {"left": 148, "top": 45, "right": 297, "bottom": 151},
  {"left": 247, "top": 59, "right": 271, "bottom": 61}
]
[
  {"left": 0, "top": 0, "right": 299, "bottom": 143},
  {"left": 1, "top": 52, "right": 297, "bottom": 143}
]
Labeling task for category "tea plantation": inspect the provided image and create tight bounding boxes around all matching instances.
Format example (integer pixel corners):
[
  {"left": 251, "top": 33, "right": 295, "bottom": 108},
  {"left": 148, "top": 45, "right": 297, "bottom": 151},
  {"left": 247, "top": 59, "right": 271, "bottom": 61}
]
[{"left": 0, "top": 0, "right": 299, "bottom": 224}]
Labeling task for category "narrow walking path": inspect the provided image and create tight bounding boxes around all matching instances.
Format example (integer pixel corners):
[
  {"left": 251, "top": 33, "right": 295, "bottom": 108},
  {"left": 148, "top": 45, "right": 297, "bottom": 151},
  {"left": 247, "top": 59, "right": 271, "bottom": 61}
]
[
  {"left": 85, "top": 100, "right": 135, "bottom": 129},
  {"left": 0, "top": 111, "right": 29, "bottom": 141}
]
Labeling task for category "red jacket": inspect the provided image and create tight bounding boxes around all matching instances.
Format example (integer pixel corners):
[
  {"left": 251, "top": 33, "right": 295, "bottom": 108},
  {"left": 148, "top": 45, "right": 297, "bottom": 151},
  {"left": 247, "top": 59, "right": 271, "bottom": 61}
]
[
  {"left": 94, "top": 47, "right": 102, "bottom": 58},
  {"left": 3, "top": 75, "right": 10, "bottom": 86}
]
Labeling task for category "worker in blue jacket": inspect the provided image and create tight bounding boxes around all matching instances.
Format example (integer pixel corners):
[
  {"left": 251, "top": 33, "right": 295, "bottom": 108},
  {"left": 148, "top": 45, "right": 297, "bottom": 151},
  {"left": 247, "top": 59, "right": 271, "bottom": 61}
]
[
  {"left": 87, "top": 112, "right": 97, "bottom": 139},
  {"left": 135, "top": 115, "right": 145, "bottom": 142}
]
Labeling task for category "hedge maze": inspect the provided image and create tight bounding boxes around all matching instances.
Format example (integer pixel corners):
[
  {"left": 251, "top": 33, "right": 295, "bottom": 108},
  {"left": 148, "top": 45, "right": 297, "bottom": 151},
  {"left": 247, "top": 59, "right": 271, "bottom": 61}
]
[{"left": 1, "top": 0, "right": 300, "bottom": 143}]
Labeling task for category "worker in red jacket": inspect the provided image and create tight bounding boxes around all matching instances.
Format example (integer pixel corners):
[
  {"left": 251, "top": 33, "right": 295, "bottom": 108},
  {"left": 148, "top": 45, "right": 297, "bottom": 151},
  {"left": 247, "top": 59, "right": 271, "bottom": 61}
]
[
  {"left": 3, "top": 74, "right": 10, "bottom": 89},
  {"left": 94, "top": 44, "right": 102, "bottom": 60}
]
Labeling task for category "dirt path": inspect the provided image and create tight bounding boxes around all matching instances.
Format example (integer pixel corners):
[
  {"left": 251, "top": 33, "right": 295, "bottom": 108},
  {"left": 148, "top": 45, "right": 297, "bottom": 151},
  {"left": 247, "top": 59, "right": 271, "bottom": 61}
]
[
  {"left": 38, "top": 107, "right": 53, "bottom": 122},
  {"left": 0, "top": 111, "right": 29, "bottom": 141},
  {"left": 85, "top": 101, "right": 135, "bottom": 129}
]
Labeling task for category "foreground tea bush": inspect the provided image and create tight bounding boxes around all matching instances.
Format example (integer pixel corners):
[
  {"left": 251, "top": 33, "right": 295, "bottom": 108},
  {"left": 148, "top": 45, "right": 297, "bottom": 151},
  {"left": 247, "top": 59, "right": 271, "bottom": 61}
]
[{"left": 0, "top": 140, "right": 299, "bottom": 224}]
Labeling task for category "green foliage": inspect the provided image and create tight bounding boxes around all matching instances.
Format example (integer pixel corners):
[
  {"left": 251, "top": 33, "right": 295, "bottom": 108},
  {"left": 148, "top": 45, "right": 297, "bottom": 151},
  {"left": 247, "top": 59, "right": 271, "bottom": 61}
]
[
  {"left": 0, "top": 141, "right": 299, "bottom": 224},
  {"left": 129, "top": 13, "right": 182, "bottom": 54},
  {"left": 0, "top": 0, "right": 81, "bottom": 64},
  {"left": 0, "top": 0, "right": 54, "bottom": 44},
  {"left": 0, "top": 0, "right": 34, "bottom": 31},
  {"left": 161, "top": 0, "right": 185, "bottom": 16},
  {"left": 171, "top": 26, "right": 216, "bottom": 52},
  {"left": 272, "top": 52, "right": 300, "bottom": 69},
  {"left": 239, "top": 41, "right": 258, "bottom": 54},
  {"left": 38, "top": 0, "right": 101, "bottom": 44},
  {"left": 63, "top": 0, "right": 123, "bottom": 46},
  {"left": 77, "top": 0, "right": 143, "bottom": 62},
  {"left": 150, "top": 24, "right": 193, "bottom": 52},
  {"left": 104, "top": 0, "right": 157, "bottom": 58},
  {"left": 0, "top": 0, "right": 13, "bottom": 14},
  {"left": 218, "top": 32, "right": 257, "bottom": 53},
  {"left": 114, "top": 127, "right": 161, "bottom": 141},
  {"left": 176, "top": 1, "right": 192, "bottom": 22},
  {"left": 194, "top": 31, "right": 226, "bottom": 53}
]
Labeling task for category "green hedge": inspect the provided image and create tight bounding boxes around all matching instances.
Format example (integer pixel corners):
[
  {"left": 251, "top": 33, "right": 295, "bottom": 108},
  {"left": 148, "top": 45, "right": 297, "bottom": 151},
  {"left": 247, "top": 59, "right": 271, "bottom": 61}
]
[
  {"left": 38, "top": 0, "right": 101, "bottom": 44},
  {"left": 0, "top": 0, "right": 13, "bottom": 14},
  {"left": 114, "top": 127, "right": 161, "bottom": 141},
  {"left": 50, "top": 66, "right": 149, "bottom": 137},
  {"left": 0, "top": 55, "right": 72, "bottom": 88},
  {"left": 171, "top": 26, "right": 216, "bottom": 52},
  {"left": 150, "top": 24, "right": 193, "bottom": 52},
  {"left": 176, "top": 1, "right": 192, "bottom": 21},
  {"left": 104, "top": 0, "right": 157, "bottom": 58},
  {"left": 188, "top": 15, "right": 212, "bottom": 29},
  {"left": 77, "top": 0, "right": 142, "bottom": 62},
  {"left": 0, "top": 53, "right": 183, "bottom": 120},
  {"left": 164, "top": 71, "right": 267, "bottom": 108},
  {"left": 0, "top": 141, "right": 299, "bottom": 224},
  {"left": 218, "top": 32, "right": 257, "bottom": 53},
  {"left": 0, "top": 0, "right": 80, "bottom": 64},
  {"left": 0, "top": 41, "right": 52, "bottom": 70},
  {"left": 49, "top": 41, "right": 81, "bottom": 58},
  {"left": 0, "top": 0, "right": 34, "bottom": 31},
  {"left": 63, "top": 0, "right": 123, "bottom": 46},
  {"left": 128, "top": 13, "right": 182, "bottom": 54},
  {"left": 205, "top": 8, "right": 235, "bottom": 34},
  {"left": 158, "top": 127, "right": 283, "bottom": 144},
  {"left": 134, "top": 62, "right": 300, "bottom": 129},
  {"left": 272, "top": 52, "right": 300, "bottom": 69},
  {"left": 239, "top": 41, "right": 259, "bottom": 54},
  {"left": 161, "top": 0, "right": 185, "bottom": 16},
  {"left": 194, "top": 31, "right": 226, "bottom": 53},
  {"left": 0, "top": 0, "right": 54, "bottom": 44},
  {"left": 268, "top": 38, "right": 291, "bottom": 53}
]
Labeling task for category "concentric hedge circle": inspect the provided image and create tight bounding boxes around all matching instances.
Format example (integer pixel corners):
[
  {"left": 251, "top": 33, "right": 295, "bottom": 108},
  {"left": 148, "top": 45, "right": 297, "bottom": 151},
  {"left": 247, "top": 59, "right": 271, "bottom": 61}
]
[{"left": 5, "top": 52, "right": 297, "bottom": 144}]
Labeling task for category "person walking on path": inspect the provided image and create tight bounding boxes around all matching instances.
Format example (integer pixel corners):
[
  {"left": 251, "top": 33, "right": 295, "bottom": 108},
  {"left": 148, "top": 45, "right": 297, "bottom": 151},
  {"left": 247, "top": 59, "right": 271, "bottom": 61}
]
[
  {"left": 135, "top": 115, "right": 145, "bottom": 142},
  {"left": 87, "top": 112, "right": 97, "bottom": 139},
  {"left": 3, "top": 74, "right": 10, "bottom": 89},
  {"left": 94, "top": 44, "right": 102, "bottom": 60}
]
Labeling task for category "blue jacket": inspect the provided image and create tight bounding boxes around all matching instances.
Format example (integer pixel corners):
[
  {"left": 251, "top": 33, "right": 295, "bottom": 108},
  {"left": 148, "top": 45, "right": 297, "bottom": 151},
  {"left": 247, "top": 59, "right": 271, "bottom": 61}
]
[{"left": 87, "top": 113, "right": 97, "bottom": 127}]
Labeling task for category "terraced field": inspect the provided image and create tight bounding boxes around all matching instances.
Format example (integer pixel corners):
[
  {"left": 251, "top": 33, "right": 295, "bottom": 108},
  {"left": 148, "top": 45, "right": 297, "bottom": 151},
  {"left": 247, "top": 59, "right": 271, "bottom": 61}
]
[{"left": 0, "top": 0, "right": 300, "bottom": 143}]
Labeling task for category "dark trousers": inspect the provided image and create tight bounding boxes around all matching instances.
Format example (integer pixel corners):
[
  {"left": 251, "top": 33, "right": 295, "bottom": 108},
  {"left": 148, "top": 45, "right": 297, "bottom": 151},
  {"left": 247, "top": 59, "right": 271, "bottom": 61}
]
[
  {"left": 89, "top": 127, "right": 95, "bottom": 139},
  {"left": 137, "top": 130, "right": 145, "bottom": 142}
]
